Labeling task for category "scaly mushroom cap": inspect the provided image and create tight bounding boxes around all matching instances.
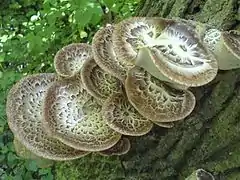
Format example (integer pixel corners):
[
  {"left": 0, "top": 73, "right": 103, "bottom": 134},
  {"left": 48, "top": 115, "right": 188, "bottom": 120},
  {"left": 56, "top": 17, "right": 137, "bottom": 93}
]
[
  {"left": 92, "top": 24, "right": 133, "bottom": 82},
  {"left": 213, "top": 30, "right": 240, "bottom": 70},
  {"left": 13, "top": 137, "right": 54, "bottom": 168},
  {"left": 43, "top": 78, "right": 122, "bottom": 152},
  {"left": 125, "top": 67, "right": 196, "bottom": 122},
  {"left": 203, "top": 28, "right": 221, "bottom": 52},
  {"left": 54, "top": 43, "right": 92, "bottom": 78},
  {"left": 6, "top": 74, "right": 88, "bottom": 160},
  {"left": 113, "top": 17, "right": 218, "bottom": 87},
  {"left": 98, "top": 137, "right": 131, "bottom": 156},
  {"left": 81, "top": 58, "right": 122, "bottom": 104},
  {"left": 102, "top": 92, "right": 153, "bottom": 136}
]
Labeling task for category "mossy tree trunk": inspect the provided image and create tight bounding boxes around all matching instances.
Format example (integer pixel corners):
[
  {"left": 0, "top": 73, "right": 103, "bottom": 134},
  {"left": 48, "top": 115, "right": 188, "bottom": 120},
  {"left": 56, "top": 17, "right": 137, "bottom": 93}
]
[{"left": 54, "top": 1, "right": 240, "bottom": 179}]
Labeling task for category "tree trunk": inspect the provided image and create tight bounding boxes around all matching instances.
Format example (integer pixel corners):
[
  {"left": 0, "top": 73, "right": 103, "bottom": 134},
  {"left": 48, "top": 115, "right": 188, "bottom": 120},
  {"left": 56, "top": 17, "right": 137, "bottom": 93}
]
[{"left": 54, "top": 1, "right": 240, "bottom": 179}]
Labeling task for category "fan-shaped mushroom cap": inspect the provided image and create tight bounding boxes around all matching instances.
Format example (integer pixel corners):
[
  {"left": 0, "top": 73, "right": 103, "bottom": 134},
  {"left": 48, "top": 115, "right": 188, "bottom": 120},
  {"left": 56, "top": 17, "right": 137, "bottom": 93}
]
[
  {"left": 92, "top": 25, "right": 133, "bottom": 82},
  {"left": 81, "top": 58, "right": 122, "bottom": 104},
  {"left": 54, "top": 43, "right": 92, "bottom": 78},
  {"left": 13, "top": 137, "right": 54, "bottom": 168},
  {"left": 125, "top": 67, "right": 196, "bottom": 122},
  {"left": 113, "top": 17, "right": 218, "bottom": 87},
  {"left": 98, "top": 137, "right": 131, "bottom": 156},
  {"left": 211, "top": 30, "right": 240, "bottom": 70},
  {"left": 43, "top": 78, "right": 122, "bottom": 152},
  {"left": 102, "top": 92, "right": 153, "bottom": 136},
  {"left": 6, "top": 74, "right": 88, "bottom": 160}
]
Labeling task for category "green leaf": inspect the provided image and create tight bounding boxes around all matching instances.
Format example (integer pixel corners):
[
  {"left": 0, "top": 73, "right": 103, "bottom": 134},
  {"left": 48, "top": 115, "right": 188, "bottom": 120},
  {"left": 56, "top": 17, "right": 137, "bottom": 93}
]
[
  {"left": 0, "top": 53, "right": 6, "bottom": 62},
  {"left": 103, "top": 0, "right": 114, "bottom": 8},
  {"left": 75, "top": 9, "right": 93, "bottom": 27},
  {"left": 25, "top": 160, "right": 38, "bottom": 172}
]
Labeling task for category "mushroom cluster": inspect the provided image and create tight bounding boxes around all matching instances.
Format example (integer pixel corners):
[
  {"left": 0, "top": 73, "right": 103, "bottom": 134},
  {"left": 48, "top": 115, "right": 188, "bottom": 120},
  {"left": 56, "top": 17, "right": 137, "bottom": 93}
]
[{"left": 6, "top": 17, "right": 240, "bottom": 160}]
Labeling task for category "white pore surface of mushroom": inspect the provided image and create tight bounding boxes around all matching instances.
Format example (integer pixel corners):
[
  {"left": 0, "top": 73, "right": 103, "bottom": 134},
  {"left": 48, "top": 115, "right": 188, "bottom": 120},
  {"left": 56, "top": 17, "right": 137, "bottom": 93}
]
[
  {"left": 6, "top": 74, "right": 88, "bottom": 160},
  {"left": 113, "top": 17, "right": 218, "bottom": 87},
  {"left": 42, "top": 78, "right": 122, "bottom": 152},
  {"left": 54, "top": 43, "right": 92, "bottom": 78}
]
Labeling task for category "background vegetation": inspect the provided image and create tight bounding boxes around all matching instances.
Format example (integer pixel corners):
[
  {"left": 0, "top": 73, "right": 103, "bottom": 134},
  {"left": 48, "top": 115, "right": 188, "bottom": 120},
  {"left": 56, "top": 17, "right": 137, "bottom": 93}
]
[{"left": 0, "top": 0, "right": 139, "bottom": 179}]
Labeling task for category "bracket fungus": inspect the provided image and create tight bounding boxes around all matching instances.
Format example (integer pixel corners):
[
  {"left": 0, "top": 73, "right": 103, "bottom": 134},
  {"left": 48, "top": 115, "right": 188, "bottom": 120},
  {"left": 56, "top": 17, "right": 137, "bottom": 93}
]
[
  {"left": 92, "top": 24, "right": 133, "bottom": 82},
  {"left": 8, "top": 16, "right": 235, "bottom": 160},
  {"left": 204, "top": 30, "right": 240, "bottom": 70},
  {"left": 102, "top": 92, "right": 153, "bottom": 136},
  {"left": 43, "top": 78, "right": 122, "bottom": 152},
  {"left": 6, "top": 74, "right": 88, "bottom": 160},
  {"left": 81, "top": 58, "right": 122, "bottom": 104},
  {"left": 54, "top": 43, "right": 92, "bottom": 78},
  {"left": 98, "top": 137, "right": 131, "bottom": 156},
  {"left": 113, "top": 17, "right": 218, "bottom": 87},
  {"left": 125, "top": 67, "right": 196, "bottom": 123}
]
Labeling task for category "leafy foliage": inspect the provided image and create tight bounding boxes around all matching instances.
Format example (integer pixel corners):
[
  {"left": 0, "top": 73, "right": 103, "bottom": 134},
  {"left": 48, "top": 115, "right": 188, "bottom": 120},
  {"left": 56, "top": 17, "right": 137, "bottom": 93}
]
[{"left": 0, "top": 0, "right": 139, "bottom": 179}]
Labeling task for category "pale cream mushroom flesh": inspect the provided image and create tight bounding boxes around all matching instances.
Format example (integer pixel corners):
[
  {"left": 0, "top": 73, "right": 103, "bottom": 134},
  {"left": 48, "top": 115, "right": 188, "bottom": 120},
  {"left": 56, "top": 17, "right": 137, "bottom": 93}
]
[
  {"left": 113, "top": 17, "right": 218, "bottom": 87},
  {"left": 204, "top": 29, "right": 240, "bottom": 70},
  {"left": 92, "top": 24, "right": 133, "bottom": 82},
  {"left": 6, "top": 74, "right": 89, "bottom": 160},
  {"left": 102, "top": 92, "right": 153, "bottom": 136},
  {"left": 42, "top": 78, "right": 122, "bottom": 152},
  {"left": 54, "top": 43, "right": 92, "bottom": 78},
  {"left": 81, "top": 58, "right": 122, "bottom": 104},
  {"left": 125, "top": 67, "right": 196, "bottom": 123},
  {"left": 98, "top": 137, "right": 131, "bottom": 156}
]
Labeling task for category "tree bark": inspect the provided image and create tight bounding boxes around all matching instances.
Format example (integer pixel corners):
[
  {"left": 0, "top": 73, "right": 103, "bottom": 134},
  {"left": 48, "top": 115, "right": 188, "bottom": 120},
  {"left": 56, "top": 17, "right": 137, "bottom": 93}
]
[{"left": 54, "top": 0, "right": 240, "bottom": 179}]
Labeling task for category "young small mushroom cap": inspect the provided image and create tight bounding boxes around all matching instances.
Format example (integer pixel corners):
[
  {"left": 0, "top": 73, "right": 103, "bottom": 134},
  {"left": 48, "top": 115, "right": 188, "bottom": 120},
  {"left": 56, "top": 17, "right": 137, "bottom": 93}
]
[
  {"left": 186, "top": 169, "right": 215, "bottom": 180},
  {"left": 6, "top": 74, "right": 89, "bottom": 160},
  {"left": 81, "top": 58, "right": 122, "bottom": 104},
  {"left": 102, "top": 92, "right": 153, "bottom": 136},
  {"left": 113, "top": 17, "right": 218, "bottom": 87},
  {"left": 212, "top": 30, "right": 240, "bottom": 70},
  {"left": 54, "top": 43, "right": 92, "bottom": 78},
  {"left": 98, "top": 137, "right": 131, "bottom": 156},
  {"left": 125, "top": 67, "right": 196, "bottom": 122},
  {"left": 203, "top": 28, "right": 221, "bottom": 52},
  {"left": 92, "top": 24, "right": 133, "bottom": 82},
  {"left": 43, "top": 78, "right": 122, "bottom": 152}
]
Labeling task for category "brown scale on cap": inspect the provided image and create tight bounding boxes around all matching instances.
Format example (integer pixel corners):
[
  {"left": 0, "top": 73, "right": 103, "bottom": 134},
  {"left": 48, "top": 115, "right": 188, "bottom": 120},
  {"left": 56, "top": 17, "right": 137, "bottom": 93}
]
[
  {"left": 81, "top": 58, "right": 122, "bottom": 104},
  {"left": 6, "top": 74, "right": 89, "bottom": 160},
  {"left": 42, "top": 78, "right": 122, "bottom": 152},
  {"left": 102, "top": 92, "right": 153, "bottom": 136},
  {"left": 54, "top": 43, "right": 92, "bottom": 78},
  {"left": 125, "top": 67, "right": 196, "bottom": 123},
  {"left": 92, "top": 25, "right": 133, "bottom": 82}
]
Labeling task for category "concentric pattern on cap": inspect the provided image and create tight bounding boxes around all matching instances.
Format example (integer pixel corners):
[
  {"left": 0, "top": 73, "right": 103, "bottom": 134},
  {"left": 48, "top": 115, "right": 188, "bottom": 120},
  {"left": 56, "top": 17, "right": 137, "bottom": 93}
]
[
  {"left": 125, "top": 67, "right": 196, "bottom": 122},
  {"left": 54, "top": 43, "right": 92, "bottom": 78},
  {"left": 102, "top": 92, "right": 153, "bottom": 136},
  {"left": 43, "top": 79, "right": 122, "bottom": 151},
  {"left": 6, "top": 74, "right": 88, "bottom": 160},
  {"left": 98, "top": 137, "right": 131, "bottom": 156},
  {"left": 92, "top": 25, "right": 132, "bottom": 82},
  {"left": 149, "top": 22, "right": 218, "bottom": 87},
  {"left": 222, "top": 30, "right": 240, "bottom": 58},
  {"left": 81, "top": 58, "right": 122, "bottom": 104},
  {"left": 203, "top": 29, "right": 221, "bottom": 51}
]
